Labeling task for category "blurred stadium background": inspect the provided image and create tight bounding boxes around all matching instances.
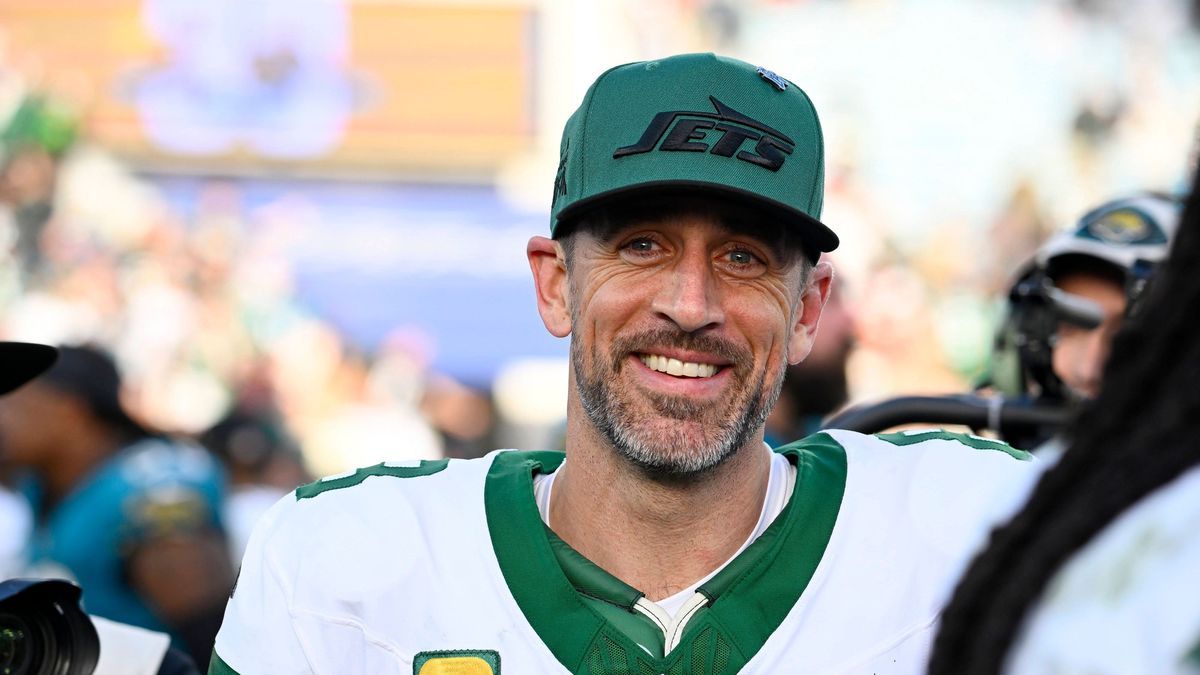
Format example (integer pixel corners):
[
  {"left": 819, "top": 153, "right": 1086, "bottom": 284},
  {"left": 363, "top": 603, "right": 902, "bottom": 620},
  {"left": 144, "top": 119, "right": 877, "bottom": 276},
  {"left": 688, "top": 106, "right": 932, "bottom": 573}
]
[{"left": 1, "top": 0, "right": 1198, "bottom": 477}]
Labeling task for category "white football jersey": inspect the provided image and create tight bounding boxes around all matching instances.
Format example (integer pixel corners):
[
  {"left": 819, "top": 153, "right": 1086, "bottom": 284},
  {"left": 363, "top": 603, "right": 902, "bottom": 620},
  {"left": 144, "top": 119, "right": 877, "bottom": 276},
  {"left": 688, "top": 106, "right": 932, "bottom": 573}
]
[{"left": 210, "top": 429, "right": 1036, "bottom": 674}]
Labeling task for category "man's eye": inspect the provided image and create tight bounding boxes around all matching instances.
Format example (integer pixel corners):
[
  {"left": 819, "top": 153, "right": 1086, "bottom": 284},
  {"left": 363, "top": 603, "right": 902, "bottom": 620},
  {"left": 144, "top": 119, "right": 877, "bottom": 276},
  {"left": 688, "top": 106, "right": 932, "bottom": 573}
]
[
  {"left": 625, "top": 238, "right": 657, "bottom": 253},
  {"left": 727, "top": 250, "right": 760, "bottom": 265}
]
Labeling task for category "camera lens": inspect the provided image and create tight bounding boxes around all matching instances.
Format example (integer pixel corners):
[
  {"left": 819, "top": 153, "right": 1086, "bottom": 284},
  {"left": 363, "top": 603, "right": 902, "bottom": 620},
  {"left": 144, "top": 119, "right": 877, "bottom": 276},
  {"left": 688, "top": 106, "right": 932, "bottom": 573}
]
[
  {"left": 0, "top": 580, "right": 99, "bottom": 675},
  {"left": 0, "top": 613, "right": 33, "bottom": 675}
]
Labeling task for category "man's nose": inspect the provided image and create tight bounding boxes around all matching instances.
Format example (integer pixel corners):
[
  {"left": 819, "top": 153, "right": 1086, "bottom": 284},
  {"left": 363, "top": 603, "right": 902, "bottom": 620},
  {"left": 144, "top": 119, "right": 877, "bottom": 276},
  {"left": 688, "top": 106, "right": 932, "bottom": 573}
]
[{"left": 649, "top": 250, "right": 725, "bottom": 333}]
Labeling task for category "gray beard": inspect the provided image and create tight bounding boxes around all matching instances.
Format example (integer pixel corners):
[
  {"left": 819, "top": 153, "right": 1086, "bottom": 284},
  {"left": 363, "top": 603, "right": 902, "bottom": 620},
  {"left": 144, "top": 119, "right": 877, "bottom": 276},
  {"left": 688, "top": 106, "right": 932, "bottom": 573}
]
[{"left": 571, "top": 327, "right": 783, "bottom": 480}]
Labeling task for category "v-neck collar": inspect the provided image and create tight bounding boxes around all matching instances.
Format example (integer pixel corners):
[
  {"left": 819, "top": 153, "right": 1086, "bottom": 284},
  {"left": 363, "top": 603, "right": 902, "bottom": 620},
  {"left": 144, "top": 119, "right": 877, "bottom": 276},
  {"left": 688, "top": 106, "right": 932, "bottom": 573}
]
[{"left": 484, "top": 434, "right": 847, "bottom": 673}]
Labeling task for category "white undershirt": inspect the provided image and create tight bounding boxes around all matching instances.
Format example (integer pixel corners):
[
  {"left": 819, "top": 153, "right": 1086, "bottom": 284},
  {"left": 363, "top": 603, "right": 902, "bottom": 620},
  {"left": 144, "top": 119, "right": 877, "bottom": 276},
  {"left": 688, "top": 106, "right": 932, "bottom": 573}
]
[{"left": 533, "top": 447, "right": 797, "bottom": 620}]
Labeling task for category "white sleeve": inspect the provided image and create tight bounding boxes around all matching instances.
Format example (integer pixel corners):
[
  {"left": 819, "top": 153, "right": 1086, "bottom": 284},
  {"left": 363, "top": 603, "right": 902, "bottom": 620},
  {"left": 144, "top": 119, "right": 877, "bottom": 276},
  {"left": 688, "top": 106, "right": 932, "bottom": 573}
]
[{"left": 210, "top": 495, "right": 314, "bottom": 675}]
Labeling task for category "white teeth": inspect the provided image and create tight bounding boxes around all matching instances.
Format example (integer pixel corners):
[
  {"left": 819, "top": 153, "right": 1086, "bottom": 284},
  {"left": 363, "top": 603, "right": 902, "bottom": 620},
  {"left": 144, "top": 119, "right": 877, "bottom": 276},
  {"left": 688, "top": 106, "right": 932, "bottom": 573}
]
[{"left": 639, "top": 354, "right": 718, "bottom": 378}]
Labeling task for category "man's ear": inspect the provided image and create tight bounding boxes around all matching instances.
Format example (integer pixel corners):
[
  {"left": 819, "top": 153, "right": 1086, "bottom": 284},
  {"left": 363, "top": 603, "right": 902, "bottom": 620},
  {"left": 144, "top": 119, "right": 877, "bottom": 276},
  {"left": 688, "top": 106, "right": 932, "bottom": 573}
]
[
  {"left": 528, "top": 236, "right": 572, "bottom": 338},
  {"left": 787, "top": 261, "right": 834, "bottom": 364}
]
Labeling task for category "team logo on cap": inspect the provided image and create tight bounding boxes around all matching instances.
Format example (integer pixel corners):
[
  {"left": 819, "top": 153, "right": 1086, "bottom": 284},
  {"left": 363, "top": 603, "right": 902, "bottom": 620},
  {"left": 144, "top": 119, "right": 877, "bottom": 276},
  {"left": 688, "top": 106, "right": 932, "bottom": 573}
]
[
  {"left": 1081, "top": 208, "right": 1163, "bottom": 245},
  {"left": 612, "top": 96, "right": 794, "bottom": 172}
]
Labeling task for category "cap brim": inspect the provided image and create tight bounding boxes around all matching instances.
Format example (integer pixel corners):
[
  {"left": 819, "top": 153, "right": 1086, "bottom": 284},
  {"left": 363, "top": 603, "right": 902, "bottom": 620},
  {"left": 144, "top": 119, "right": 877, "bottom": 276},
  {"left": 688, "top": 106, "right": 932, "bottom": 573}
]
[
  {"left": 555, "top": 181, "right": 839, "bottom": 263},
  {"left": 0, "top": 342, "right": 58, "bottom": 395}
]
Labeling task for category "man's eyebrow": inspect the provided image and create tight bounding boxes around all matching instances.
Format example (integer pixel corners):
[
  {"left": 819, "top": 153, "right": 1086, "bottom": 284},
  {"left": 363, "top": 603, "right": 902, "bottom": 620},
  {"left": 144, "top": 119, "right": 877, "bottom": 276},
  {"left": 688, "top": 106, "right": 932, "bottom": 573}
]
[{"left": 721, "top": 220, "right": 799, "bottom": 265}]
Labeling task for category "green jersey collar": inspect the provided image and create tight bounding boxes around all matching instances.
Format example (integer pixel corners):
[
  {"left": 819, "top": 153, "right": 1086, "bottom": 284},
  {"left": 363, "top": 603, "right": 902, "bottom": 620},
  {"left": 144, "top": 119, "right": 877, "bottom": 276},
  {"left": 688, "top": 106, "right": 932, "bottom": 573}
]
[{"left": 484, "top": 435, "right": 847, "bottom": 673}]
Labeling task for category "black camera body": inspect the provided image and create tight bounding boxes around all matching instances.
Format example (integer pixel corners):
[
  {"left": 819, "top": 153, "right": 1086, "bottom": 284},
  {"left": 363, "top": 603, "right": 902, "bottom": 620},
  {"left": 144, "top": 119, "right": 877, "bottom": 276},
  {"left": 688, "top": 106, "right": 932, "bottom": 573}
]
[{"left": 0, "top": 579, "right": 99, "bottom": 675}]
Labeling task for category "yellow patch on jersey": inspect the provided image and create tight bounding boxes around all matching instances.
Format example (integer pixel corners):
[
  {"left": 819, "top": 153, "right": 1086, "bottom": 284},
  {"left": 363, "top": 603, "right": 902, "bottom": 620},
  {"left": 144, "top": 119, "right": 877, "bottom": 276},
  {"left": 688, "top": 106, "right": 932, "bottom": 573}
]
[{"left": 417, "top": 656, "right": 495, "bottom": 675}]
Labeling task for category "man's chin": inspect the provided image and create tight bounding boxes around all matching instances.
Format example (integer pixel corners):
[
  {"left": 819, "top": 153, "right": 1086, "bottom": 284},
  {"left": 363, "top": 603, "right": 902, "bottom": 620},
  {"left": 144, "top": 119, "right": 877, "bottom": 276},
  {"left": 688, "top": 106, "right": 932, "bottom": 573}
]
[{"left": 610, "top": 420, "right": 745, "bottom": 478}]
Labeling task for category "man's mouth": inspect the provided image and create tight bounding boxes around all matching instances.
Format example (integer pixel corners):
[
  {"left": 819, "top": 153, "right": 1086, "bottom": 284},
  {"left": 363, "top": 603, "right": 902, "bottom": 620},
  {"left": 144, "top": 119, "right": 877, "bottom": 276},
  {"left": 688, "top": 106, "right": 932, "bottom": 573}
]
[{"left": 637, "top": 353, "right": 720, "bottom": 378}]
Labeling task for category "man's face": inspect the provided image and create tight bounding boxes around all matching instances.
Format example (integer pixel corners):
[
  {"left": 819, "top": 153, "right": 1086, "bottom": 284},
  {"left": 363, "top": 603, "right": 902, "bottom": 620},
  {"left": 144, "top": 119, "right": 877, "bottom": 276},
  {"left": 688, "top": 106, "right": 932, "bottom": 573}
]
[
  {"left": 550, "top": 209, "right": 829, "bottom": 477},
  {"left": 1051, "top": 271, "right": 1127, "bottom": 400}
]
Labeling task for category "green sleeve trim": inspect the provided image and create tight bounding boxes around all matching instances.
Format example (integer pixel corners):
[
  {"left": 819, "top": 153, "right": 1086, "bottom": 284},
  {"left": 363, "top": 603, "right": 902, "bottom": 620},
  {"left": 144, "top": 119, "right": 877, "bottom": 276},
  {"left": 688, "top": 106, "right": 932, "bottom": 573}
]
[
  {"left": 296, "top": 459, "right": 450, "bottom": 499},
  {"left": 875, "top": 429, "right": 1032, "bottom": 460},
  {"left": 207, "top": 651, "right": 240, "bottom": 675}
]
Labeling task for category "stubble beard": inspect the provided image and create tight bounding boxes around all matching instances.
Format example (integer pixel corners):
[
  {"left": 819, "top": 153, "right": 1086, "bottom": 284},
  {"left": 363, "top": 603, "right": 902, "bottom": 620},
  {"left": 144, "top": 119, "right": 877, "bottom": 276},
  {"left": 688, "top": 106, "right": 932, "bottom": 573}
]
[{"left": 571, "top": 325, "right": 785, "bottom": 480}]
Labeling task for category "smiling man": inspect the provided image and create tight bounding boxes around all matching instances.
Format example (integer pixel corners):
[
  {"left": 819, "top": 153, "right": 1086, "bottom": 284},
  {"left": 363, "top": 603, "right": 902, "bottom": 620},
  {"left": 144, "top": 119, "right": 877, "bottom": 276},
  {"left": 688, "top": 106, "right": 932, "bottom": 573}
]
[{"left": 210, "top": 53, "right": 1036, "bottom": 674}]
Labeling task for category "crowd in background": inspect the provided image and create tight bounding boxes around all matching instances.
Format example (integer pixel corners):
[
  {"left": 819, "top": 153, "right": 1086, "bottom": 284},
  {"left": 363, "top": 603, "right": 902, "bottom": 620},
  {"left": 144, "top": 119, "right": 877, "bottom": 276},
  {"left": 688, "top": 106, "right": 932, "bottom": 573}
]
[{"left": 0, "top": 136, "right": 498, "bottom": 478}]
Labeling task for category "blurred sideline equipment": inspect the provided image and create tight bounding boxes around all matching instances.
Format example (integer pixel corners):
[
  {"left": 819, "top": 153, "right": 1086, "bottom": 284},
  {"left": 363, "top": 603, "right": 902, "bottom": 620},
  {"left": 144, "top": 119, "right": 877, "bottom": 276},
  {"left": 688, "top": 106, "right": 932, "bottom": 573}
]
[
  {"left": 0, "top": 579, "right": 98, "bottom": 675},
  {"left": 0, "top": 579, "right": 200, "bottom": 675},
  {"left": 825, "top": 192, "right": 1181, "bottom": 450}
]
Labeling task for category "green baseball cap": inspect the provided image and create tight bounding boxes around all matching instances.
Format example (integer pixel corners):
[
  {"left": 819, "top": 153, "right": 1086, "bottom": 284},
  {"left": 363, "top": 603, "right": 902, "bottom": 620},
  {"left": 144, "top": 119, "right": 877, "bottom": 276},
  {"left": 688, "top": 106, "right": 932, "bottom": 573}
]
[{"left": 550, "top": 52, "right": 838, "bottom": 262}]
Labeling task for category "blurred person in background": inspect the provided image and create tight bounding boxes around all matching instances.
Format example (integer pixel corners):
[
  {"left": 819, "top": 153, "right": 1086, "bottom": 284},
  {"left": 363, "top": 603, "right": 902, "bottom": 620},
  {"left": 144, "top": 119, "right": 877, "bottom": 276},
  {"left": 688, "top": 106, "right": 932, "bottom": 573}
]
[
  {"left": 0, "top": 344, "right": 233, "bottom": 668},
  {"left": 1033, "top": 194, "right": 1180, "bottom": 402},
  {"left": 929, "top": 164, "right": 1200, "bottom": 675},
  {"left": 986, "top": 193, "right": 1181, "bottom": 455},
  {"left": 0, "top": 92, "right": 77, "bottom": 283},
  {"left": 1, "top": 342, "right": 202, "bottom": 675},
  {"left": 201, "top": 408, "right": 309, "bottom": 566},
  {"left": 0, "top": 341, "right": 57, "bottom": 580},
  {"left": 421, "top": 374, "right": 497, "bottom": 460}
]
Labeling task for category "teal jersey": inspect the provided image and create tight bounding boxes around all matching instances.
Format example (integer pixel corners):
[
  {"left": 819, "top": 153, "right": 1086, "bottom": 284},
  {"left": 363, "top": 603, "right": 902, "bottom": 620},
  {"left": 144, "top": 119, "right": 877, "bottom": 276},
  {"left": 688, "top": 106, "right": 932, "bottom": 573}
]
[
  {"left": 211, "top": 429, "right": 1034, "bottom": 674},
  {"left": 22, "top": 437, "right": 226, "bottom": 633}
]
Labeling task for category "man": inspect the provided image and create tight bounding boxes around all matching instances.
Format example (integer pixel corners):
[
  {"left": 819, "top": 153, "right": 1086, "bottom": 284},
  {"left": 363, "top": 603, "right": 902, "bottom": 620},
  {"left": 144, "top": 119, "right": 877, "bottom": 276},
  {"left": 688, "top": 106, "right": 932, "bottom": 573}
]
[
  {"left": 1035, "top": 194, "right": 1180, "bottom": 401},
  {"left": 211, "top": 53, "right": 1034, "bottom": 674},
  {"left": 983, "top": 193, "right": 1179, "bottom": 454},
  {"left": 0, "top": 344, "right": 233, "bottom": 668}
]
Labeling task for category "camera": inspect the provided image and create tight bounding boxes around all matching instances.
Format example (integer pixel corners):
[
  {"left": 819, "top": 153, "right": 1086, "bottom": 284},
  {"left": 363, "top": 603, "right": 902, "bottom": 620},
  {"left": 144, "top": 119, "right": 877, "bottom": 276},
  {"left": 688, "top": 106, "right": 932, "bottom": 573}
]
[{"left": 0, "top": 579, "right": 99, "bottom": 675}]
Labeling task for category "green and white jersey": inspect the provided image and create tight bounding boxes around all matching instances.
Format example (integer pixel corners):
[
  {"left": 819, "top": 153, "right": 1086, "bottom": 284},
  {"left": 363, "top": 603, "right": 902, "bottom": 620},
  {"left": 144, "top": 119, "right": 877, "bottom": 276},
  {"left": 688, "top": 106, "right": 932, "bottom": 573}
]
[{"left": 210, "top": 429, "right": 1035, "bottom": 675}]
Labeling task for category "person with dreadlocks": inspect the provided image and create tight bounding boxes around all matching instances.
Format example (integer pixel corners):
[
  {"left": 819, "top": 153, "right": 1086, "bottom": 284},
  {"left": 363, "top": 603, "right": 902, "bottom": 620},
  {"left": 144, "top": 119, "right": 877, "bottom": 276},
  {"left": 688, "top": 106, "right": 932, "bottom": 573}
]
[{"left": 928, "top": 167, "right": 1200, "bottom": 674}]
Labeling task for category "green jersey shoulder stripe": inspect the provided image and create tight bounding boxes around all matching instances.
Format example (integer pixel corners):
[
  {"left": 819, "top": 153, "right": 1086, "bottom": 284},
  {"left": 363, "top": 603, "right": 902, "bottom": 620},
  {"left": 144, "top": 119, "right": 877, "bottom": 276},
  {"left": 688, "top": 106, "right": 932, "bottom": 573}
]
[{"left": 295, "top": 459, "right": 451, "bottom": 500}]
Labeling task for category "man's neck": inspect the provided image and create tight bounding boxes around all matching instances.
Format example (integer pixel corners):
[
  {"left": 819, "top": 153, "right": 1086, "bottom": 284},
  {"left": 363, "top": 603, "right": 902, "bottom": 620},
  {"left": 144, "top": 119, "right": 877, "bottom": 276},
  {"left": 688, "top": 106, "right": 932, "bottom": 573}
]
[{"left": 549, "top": 417, "right": 772, "bottom": 601}]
